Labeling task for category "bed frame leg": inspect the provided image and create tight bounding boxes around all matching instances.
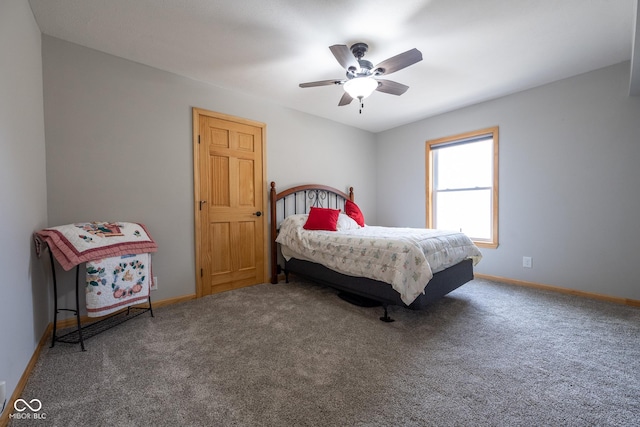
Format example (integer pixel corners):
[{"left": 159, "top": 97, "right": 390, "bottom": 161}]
[{"left": 380, "top": 305, "right": 395, "bottom": 323}]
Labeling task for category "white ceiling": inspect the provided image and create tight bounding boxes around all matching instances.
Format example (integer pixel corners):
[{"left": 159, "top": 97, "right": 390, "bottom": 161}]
[{"left": 29, "top": 0, "right": 638, "bottom": 133}]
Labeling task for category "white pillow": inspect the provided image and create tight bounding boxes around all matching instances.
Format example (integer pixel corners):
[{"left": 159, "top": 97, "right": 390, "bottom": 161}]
[
  {"left": 278, "top": 214, "right": 308, "bottom": 230},
  {"left": 336, "top": 213, "right": 361, "bottom": 231}
]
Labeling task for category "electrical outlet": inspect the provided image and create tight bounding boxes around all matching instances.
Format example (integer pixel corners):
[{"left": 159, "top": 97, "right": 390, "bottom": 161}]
[
  {"left": 523, "top": 256, "right": 533, "bottom": 268},
  {"left": 151, "top": 276, "right": 158, "bottom": 291}
]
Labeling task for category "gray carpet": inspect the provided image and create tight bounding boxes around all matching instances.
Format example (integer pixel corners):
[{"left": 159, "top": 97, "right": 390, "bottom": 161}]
[{"left": 9, "top": 278, "right": 640, "bottom": 426}]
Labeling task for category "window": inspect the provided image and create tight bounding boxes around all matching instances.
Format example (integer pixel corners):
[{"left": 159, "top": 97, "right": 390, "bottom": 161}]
[{"left": 426, "top": 127, "right": 499, "bottom": 248}]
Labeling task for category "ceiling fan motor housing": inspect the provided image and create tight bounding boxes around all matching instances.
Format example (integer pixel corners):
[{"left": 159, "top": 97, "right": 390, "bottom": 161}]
[
  {"left": 347, "top": 59, "right": 374, "bottom": 79},
  {"left": 349, "top": 43, "right": 385, "bottom": 77}
]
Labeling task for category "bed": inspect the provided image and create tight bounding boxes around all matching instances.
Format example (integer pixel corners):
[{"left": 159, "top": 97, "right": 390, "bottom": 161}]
[{"left": 269, "top": 182, "right": 482, "bottom": 321}]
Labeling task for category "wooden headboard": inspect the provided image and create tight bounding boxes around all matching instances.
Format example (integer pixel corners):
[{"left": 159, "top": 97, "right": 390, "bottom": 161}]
[{"left": 269, "top": 181, "right": 354, "bottom": 283}]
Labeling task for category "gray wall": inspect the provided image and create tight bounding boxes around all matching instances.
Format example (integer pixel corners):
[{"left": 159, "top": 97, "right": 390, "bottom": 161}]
[
  {"left": 376, "top": 62, "right": 640, "bottom": 300},
  {"left": 0, "top": 0, "right": 49, "bottom": 414},
  {"left": 41, "top": 36, "right": 377, "bottom": 308}
]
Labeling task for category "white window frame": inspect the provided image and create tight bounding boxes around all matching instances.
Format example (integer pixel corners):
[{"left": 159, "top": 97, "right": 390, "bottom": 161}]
[{"left": 426, "top": 126, "right": 499, "bottom": 249}]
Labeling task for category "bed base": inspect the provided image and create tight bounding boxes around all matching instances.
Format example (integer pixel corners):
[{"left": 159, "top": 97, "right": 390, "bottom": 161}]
[{"left": 284, "top": 258, "right": 474, "bottom": 321}]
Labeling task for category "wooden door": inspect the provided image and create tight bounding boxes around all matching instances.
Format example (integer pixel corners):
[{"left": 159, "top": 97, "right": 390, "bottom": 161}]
[{"left": 193, "top": 108, "right": 267, "bottom": 297}]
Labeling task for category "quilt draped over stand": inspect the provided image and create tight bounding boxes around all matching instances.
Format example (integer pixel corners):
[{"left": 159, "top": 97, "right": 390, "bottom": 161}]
[{"left": 34, "top": 222, "right": 158, "bottom": 317}]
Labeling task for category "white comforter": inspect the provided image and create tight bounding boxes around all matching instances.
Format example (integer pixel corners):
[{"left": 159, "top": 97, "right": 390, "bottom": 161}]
[{"left": 275, "top": 215, "right": 482, "bottom": 305}]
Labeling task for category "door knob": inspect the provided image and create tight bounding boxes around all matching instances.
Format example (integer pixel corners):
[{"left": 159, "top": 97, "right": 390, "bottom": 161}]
[{"left": 253, "top": 211, "right": 262, "bottom": 217}]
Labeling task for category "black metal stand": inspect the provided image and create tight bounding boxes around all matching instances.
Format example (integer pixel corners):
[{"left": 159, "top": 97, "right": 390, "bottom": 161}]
[{"left": 48, "top": 249, "right": 153, "bottom": 351}]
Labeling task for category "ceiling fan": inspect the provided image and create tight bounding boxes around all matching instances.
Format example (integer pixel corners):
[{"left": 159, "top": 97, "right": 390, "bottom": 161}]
[{"left": 299, "top": 43, "right": 423, "bottom": 113}]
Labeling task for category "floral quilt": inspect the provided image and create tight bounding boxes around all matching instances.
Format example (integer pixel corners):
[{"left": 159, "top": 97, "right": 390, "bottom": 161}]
[
  {"left": 276, "top": 215, "right": 482, "bottom": 305},
  {"left": 85, "top": 253, "right": 151, "bottom": 317}
]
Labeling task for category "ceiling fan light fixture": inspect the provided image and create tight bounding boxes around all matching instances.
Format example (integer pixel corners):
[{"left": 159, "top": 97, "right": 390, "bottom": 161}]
[{"left": 343, "top": 77, "right": 378, "bottom": 99}]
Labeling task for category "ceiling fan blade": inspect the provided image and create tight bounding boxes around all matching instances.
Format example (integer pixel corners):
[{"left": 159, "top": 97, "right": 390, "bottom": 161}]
[
  {"left": 338, "top": 92, "right": 353, "bottom": 106},
  {"left": 299, "top": 79, "right": 342, "bottom": 88},
  {"left": 375, "top": 79, "right": 409, "bottom": 96},
  {"left": 329, "top": 44, "right": 358, "bottom": 70},
  {"left": 374, "top": 48, "right": 422, "bottom": 75}
]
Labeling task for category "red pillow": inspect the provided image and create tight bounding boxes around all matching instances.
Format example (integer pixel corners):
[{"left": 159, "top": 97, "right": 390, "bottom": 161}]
[
  {"left": 303, "top": 207, "right": 341, "bottom": 231},
  {"left": 345, "top": 200, "right": 365, "bottom": 227}
]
